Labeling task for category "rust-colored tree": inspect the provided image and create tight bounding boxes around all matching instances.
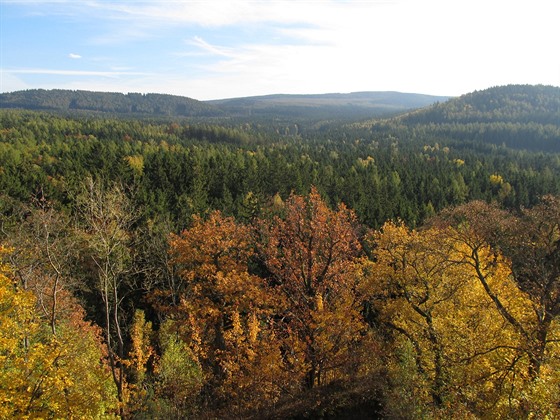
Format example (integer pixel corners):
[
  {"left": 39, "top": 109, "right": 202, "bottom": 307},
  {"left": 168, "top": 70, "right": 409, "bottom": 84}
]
[
  {"left": 168, "top": 210, "right": 284, "bottom": 413},
  {"left": 259, "top": 187, "right": 366, "bottom": 389}
]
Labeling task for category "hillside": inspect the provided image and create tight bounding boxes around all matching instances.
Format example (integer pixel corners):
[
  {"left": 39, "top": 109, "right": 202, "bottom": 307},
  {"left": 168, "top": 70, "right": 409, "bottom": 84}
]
[
  {"left": 0, "top": 89, "right": 224, "bottom": 117},
  {"left": 207, "top": 91, "right": 450, "bottom": 120},
  {"left": 366, "top": 85, "right": 560, "bottom": 152},
  {"left": 0, "top": 89, "right": 448, "bottom": 121},
  {"left": 399, "top": 84, "right": 560, "bottom": 125}
]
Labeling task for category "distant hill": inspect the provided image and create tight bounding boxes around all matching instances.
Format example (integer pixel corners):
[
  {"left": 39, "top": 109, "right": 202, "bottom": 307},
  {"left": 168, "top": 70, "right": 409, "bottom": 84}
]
[
  {"left": 0, "top": 89, "right": 224, "bottom": 117},
  {"left": 366, "top": 85, "right": 560, "bottom": 152},
  {"left": 0, "top": 89, "right": 448, "bottom": 121},
  {"left": 208, "top": 91, "right": 450, "bottom": 120}
]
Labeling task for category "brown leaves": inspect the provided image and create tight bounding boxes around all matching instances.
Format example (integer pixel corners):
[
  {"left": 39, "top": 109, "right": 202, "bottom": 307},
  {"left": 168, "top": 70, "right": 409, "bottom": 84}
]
[
  {"left": 170, "top": 211, "right": 254, "bottom": 281},
  {"left": 260, "top": 187, "right": 362, "bottom": 303},
  {"left": 168, "top": 210, "right": 280, "bottom": 412}
]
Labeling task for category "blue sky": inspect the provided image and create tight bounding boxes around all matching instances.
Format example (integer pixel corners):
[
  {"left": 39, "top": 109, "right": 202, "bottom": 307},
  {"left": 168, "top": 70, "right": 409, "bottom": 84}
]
[{"left": 1, "top": 0, "right": 559, "bottom": 100}]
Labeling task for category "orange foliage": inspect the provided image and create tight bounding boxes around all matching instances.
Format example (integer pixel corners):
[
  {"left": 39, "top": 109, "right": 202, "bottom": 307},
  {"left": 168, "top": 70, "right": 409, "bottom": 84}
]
[
  {"left": 259, "top": 187, "right": 366, "bottom": 388},
  {"left": 168, "top": 210, "right": 282, "bottom": 412}
]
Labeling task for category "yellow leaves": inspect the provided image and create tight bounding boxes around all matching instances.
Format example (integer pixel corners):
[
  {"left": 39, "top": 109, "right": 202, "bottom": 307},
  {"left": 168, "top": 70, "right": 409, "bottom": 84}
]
[
  {"left": 0, "top": 272, "right": 38, "bottom": 357},
  {"left": 315, "top": 293, "right": 324, "bottom": 312},
  {"left": 309, "top": 296, "right": 364, "bottom": 378},
  {"left": 247, "top": 312, "right": 259, "bottom": 345},
  {"left": 218, "top": 310, "right": 286, "bottom": 414},
  {"left": 124, "top": 154, "right": 144, "bottom": 177},
  {"left": 0, "top": 245, "right": 14, "bottom": 275},
  {"left": 454, "top": 158, "right": 465, "bottom": 166},
  {"left": 490, "top": 173, "right": 504, "bottom": 185},
  {"left": 356, "top": 155, "right": 374, "bottom": 168},
  {"left": 127, "top": 310, "right": 153, "bottom": 385},
  {"left": 0, "top": 262, "right": 117, "bottom": 418},
  {"left": 368, "top": 217, "right": 560, "bottom": 416},
  {"left": 231, "top": 310, "right": 243, "bottom": 338}
]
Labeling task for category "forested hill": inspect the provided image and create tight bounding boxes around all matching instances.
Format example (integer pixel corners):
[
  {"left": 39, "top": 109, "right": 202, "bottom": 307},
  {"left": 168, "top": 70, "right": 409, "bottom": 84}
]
[
  {"left": 399, "top": 84, "right": 560, "bottom": 125},
  {"left": 0, "top": 89, "right": 224, "bottom": 117},
  {"left": 0, "top": 88, "right": 448, "bottom": 120},
  {"left": 366, "top": 85, "right": 560, "bottom": 152},
  {"left": 207, "top": 91, "right": 450, "bottom": 120}
]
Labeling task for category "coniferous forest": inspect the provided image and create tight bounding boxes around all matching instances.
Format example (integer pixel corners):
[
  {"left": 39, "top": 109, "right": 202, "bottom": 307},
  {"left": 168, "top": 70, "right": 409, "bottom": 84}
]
[{"left": 1, "top": 84, "right": 560, "bottom": 418}]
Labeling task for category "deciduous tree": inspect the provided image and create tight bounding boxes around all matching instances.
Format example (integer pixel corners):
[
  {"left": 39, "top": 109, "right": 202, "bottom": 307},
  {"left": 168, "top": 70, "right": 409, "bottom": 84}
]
[
  {"left": 259, "top": 187, "right": 366, "bottom": 389},
  {"left": 434, "top": 198, "right": 560, "bottom": 415},
  {"left": 168, "top": 210, "right": 281, "bottom": 411},
  {"left": 0, "top": 246, "right": 117, "bottom": 418},
  {"left": 77, "top": 177, "right": 138, "bottom": 411}
]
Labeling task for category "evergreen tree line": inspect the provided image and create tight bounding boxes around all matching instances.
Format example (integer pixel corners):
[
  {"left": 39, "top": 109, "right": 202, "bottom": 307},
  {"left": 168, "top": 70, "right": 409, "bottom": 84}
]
[{"left": 1, "top": 110, "right": 559, "bottom": 230}]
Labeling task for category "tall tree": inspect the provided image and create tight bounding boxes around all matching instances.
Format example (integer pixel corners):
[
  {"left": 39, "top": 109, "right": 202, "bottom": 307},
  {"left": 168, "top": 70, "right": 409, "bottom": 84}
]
[
  {"left": 167, "top": 210, "right": 283, "bottom": 413},
  {"left": 2, "top": 196, "right": 79, "bottom": 335},
  {"left": 367, "top": 219, "right": 559, "bottom": 417},
  {"left": 427, "top": 198, "right": 560, "bottom": 415},
  {"left": 76, "top": 177, "right": 137, "bottom": 412},
  {"left": 259, "top": 187, "right": 366, "bottom": 388},
  {"left": 506, "top": 196, "right": 560, "bottom": 378},
  {"left": 367, "top": 222, "right": 458, "bottom": 408}
]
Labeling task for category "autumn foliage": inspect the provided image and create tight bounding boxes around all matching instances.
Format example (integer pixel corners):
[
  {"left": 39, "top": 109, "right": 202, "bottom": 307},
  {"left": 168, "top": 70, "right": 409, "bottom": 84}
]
[
  {"left": 0, "top": 246, "right": 117, "bottom": 418},
  {"left": 167, "top": 211, "right": 284, "bottom": 413},
  {"left": 259, "top": 187, "right": 367, "bottom": 389},
  {"left": 2, "top": 189, "right": 560, "bottom": 418}
]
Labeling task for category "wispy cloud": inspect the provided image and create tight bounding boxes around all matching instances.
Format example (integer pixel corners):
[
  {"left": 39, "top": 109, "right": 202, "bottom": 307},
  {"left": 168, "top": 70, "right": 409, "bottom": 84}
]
[
  {"left": 188, "top": 37, "right": 234, "bottom": 58},
  {"left": 7, "top": 0, "right": 392, "bottom": 38},
  {"left": 8, "top": 68, "right": 149, "bottom": 77},
  {"left": 68, "top": 53, "right": 82, "bottom": 59},
  {"left": 85, "top": 1, "right": 325, "bottom": 27}
]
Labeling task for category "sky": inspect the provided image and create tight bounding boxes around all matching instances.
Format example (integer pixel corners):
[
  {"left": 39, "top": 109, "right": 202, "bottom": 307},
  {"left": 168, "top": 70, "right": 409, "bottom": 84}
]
[{"left": 1, "top": 0, "right": 559, "bottom": 100}]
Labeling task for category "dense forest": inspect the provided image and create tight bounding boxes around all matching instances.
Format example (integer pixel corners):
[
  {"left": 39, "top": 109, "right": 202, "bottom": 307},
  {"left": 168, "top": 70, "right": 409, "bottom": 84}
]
[
  {"left": 0, "top": 89, "right": 224, "bottom": 117},
  {"left": 1, "top": 84, "right": 560, "bottom": 418}
]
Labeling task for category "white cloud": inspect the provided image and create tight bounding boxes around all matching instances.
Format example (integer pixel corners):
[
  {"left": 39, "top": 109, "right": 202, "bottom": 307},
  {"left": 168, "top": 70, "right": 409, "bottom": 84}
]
[
  {"left": 68, "top": 53, "right": 82, "bottom": 59},
  {"left": 188, "top": 37, "right": 234, "bottom": 58},
  {"left": 8, "top": 68, "right": 149, "bottom": 77},
  {"left": 93, "top": 0, "right": 337, "bottom": 27},
  {"left": 152, "top": 0, "right": 558, "bottom": 99}
]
